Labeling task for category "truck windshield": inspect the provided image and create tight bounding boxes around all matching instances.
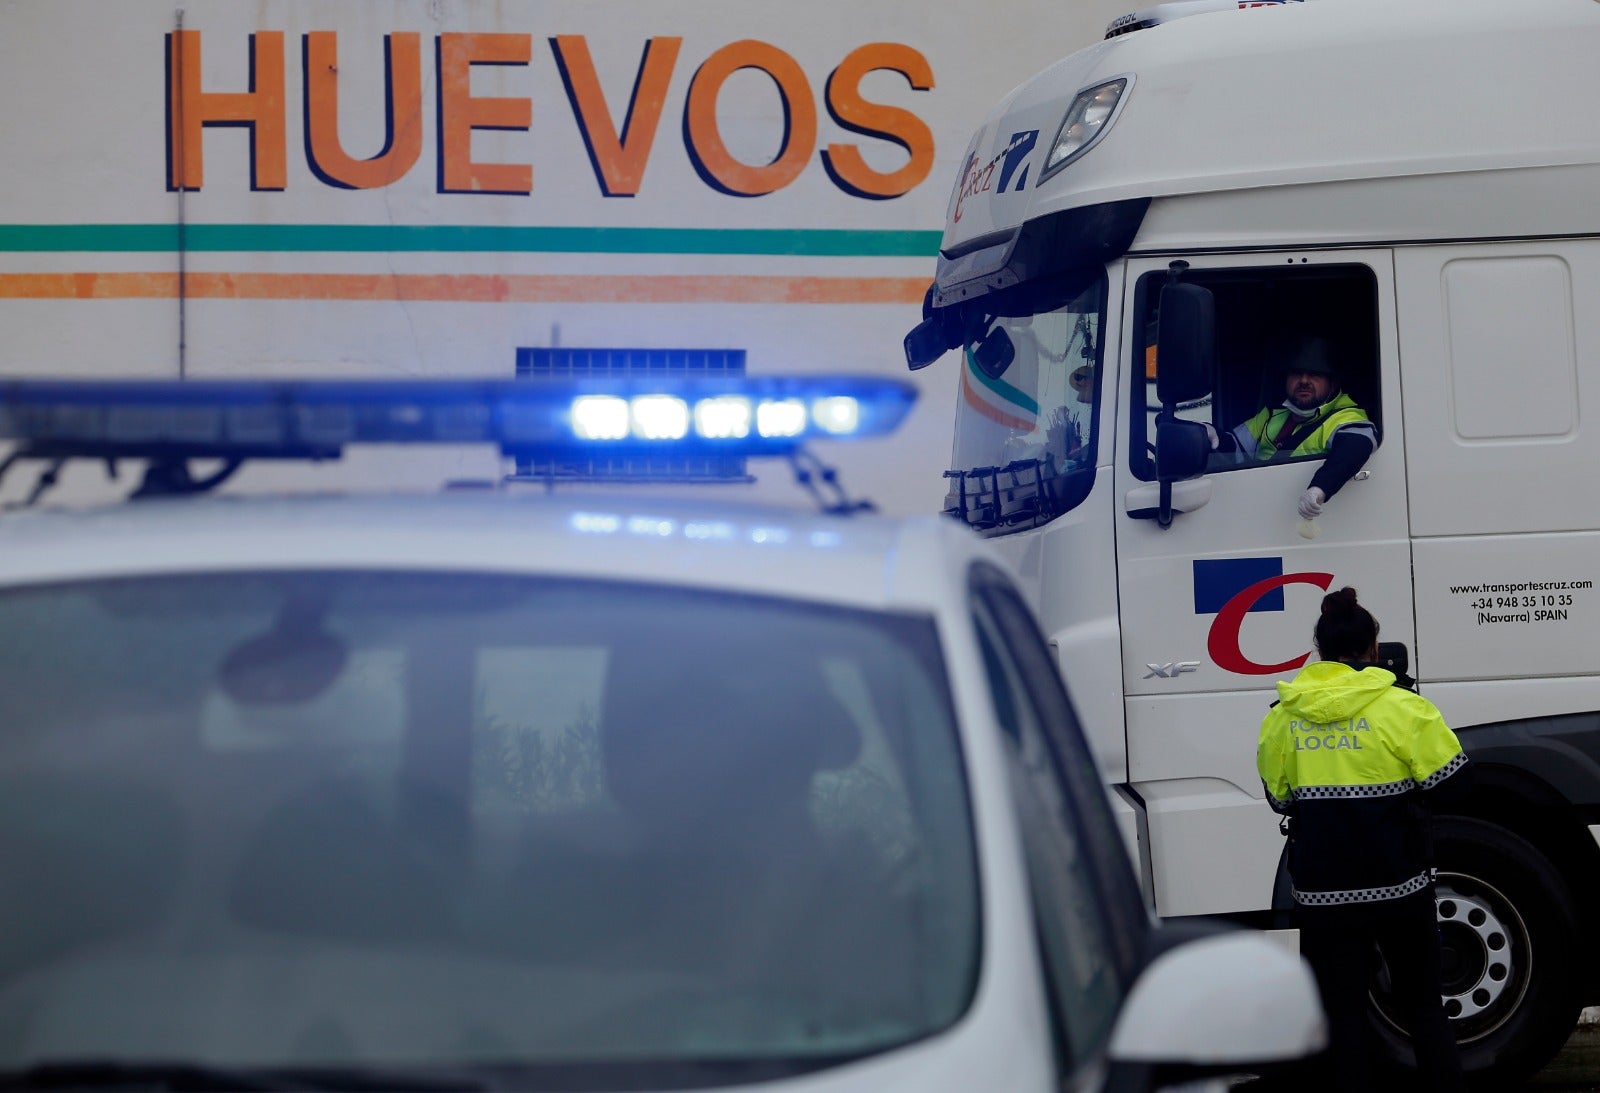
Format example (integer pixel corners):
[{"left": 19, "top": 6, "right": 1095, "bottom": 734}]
[
  {"left": 945, "top": 272, "right": 1108, "bottom": 532},
  {"left": 0, "top": 571, "right": 978, "bottom": 1088}
]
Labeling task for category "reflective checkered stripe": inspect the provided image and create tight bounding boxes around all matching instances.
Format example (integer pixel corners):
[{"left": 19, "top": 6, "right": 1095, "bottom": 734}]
[
  {"left": 1293, "top": 870, "right": 1432, "bottom": 907},
  {"left": 1289, "top": 749, "right": 1467, "bottom": 802},
  {"left": 1292, "top": 778, "right": 1411, "bottom": 801},
  {"left": 1419, "top": 751, "right": 1468, "bottom": 791}
]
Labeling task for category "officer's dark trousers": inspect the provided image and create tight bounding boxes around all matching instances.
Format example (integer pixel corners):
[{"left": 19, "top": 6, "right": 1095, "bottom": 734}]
[{"left": 1297, "top": 893, "right": 1464, "bottom": 1093}]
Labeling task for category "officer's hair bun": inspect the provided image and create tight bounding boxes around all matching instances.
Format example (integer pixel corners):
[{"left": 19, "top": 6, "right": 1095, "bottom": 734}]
[
  {"left": 1314, "top": 586, "right": 1377, "bottom": 660},
  {"left": 1320, "top": 586, "right": 1361, "bottom": 617}
]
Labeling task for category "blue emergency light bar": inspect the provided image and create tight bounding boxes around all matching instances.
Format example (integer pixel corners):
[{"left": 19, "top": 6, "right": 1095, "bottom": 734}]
[{"left": 0, "top": 375, "right": 917, "bottom": 461}]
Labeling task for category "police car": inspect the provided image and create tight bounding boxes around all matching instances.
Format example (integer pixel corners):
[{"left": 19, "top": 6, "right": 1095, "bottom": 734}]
[{"left": 0, "top": 376, "right": 1321, "bottom": 1091}]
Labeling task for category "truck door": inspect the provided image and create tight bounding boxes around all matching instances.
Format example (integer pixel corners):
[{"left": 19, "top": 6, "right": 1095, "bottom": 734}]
[{"left": 1111, "top": 250, "right": 1413, "bottom": 918}]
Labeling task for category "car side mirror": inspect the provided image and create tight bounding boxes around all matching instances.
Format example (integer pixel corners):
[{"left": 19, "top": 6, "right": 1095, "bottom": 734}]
[{"left": 1106, "top": 931, "right": 1326, "bottom": 1084}]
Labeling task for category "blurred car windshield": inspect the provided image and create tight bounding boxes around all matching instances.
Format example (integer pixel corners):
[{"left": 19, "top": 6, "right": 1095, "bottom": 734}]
[{"left": 0, "top": 571, "right": 979, "bottom": 1086}]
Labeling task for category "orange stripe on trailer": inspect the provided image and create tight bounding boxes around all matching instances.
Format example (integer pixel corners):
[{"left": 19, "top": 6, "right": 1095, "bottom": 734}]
[{"left": 0, "top": 272, "right": 929, "bottom": 305}]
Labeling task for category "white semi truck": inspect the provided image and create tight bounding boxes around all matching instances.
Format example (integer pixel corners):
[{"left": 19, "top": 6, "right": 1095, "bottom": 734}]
[{"left": 905, "top": 0, "right": 1600, "bottom": 1084}]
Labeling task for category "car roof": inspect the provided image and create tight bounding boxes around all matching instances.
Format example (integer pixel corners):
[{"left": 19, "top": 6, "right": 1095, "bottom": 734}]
[{"left": 0, "top": 490, "right": 991, "bottom": 616}]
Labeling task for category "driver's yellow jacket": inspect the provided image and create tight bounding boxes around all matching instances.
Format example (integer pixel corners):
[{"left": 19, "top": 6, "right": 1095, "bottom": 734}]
[
  {"left": 1257, "top": 660, "right": 1466, "bottom": 910},
  {"left": 1237, "top": 391, "right": 1369, "bottom": 459}
]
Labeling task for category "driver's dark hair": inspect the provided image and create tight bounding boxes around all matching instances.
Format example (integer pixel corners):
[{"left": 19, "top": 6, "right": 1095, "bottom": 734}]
[{"left": 1314, "top": 586, "right": 1378, "bottom": 662}]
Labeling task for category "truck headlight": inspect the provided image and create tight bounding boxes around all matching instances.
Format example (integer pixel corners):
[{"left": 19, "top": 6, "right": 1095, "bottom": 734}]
[{"left": 1041, "top": 77, "right": 1130, "bottom": 182}]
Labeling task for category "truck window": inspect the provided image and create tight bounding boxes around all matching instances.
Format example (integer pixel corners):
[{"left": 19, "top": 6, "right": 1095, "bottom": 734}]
[
  {"left": 945, "top": 272, "right": 1108, "bottom": 533},
  {"left": 1130, "top": 264, "right": 1381, "bottom": 481}
]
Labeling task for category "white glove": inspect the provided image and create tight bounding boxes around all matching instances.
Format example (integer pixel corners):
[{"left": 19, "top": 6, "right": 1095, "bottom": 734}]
[
  {"left": 1297, "top": 487, "right": 1326, "bottom": 520},
  {"left": 1202, "top": 422, "right": 1219, "bottom": 450}
]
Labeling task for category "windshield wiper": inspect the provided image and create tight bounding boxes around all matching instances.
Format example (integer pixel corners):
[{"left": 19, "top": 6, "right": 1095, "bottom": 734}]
[{"left": 0, "top": 1061, "right": 490, "bottom": 1092}]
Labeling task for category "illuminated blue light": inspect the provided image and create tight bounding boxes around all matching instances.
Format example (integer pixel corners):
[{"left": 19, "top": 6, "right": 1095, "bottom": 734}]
[
  {"left": 756, "top": 399, "right": 807, "bottom": 439},
  {"left": 684, "top": 521, "right": 736, "bottom": 541},
  {"left": 630, "top": 395, "right": 689, "bottom": 441},
  {"left": 628, "top": 516, "right": 676, "bottom": 538},
  {"left": 750, "top": 526, "right": 791, "bottom": 545},
  {"left": 809, "top": 531, "right": 842, "bottom": 548},
  {"left": 571, "top": 396, "right": 630, "bottom": 441},
  {"left": 0, "top": 375, "right": 918, "bottom": 463},
  {"left": 811, "top": 397, "right": 861, "bottom": 435},
  {"left": 693, "top": 396, "right": 752, "bottom": 440},
  {"left": 570, "top": 512, "right": 622, "bottom": 535}
]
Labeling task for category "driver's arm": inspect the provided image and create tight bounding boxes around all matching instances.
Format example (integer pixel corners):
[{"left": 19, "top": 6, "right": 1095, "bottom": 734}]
[{"left": 1307, "top": 424, "right": 1376, "bottom": 499}]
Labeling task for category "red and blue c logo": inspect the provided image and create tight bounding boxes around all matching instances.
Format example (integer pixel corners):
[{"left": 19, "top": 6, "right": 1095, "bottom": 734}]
[{"left": 1194, "top": 558, "right": 1333, "bottom": 675}]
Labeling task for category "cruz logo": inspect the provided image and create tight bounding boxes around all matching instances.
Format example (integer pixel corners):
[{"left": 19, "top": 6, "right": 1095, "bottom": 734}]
[
  {"left": 1193, "top": 558, "right": 1333, "bottom": 675},
  {"left": 951, "top": 130, "right": 1038, "bottom": 223}
]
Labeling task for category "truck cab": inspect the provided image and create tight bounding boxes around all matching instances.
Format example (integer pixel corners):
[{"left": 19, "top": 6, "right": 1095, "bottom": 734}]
[{"left": 907, "top": 0, "right": 1600, "bottom": 1084}]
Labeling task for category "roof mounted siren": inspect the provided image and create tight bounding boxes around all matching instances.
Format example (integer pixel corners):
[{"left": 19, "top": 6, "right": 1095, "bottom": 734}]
[
  {"left": 1105, "top": 0, "right": 1305, "bottom": 39},
  {"left": 0, "top": 376, "right": 916, "bottom": 513}
]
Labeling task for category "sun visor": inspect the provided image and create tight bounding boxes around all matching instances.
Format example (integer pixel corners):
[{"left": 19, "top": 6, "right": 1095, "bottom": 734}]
[{"left": 932, "top": 198, "right": 1149, "bottom": 307}]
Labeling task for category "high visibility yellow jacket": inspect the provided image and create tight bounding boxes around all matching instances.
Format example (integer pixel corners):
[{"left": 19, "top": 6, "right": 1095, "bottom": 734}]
[
  {"left": 1236, "top": 391, "right": 1370, "bottom": 459},
  {"left": 1257, "top": 660, "right": 1467, "bottom": 910}
]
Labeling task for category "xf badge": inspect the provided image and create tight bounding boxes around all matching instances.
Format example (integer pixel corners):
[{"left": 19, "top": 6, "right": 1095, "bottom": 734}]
[{"left": 1144, "top": 661, "right": 1200, "bottom": 679}]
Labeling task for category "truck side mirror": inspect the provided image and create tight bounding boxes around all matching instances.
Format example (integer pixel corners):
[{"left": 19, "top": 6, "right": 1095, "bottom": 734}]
[
  {"left": 905, "top": 319, "right": 955, "bottom": 370},
  {"left": 1146, "top": 417, "right": 1213, "bottom": 529},
  {"left": 971, "top": 327, "right": 1015, "bottom": 379},
  {"left": 1375, "top": 641, "right": 1417, "bottom": 689},
  {"left": 1155, "top": 418, "right": 1210, "bottom": 481},
  {"left": 1141, "top": 278, "right": 1218, "bottom": 528},
  {"left": 904, "top": 283, "right": 964, "bottom": 371},
  {"left": 1155, "top": 282, "right": 1216, "bottom": 404},
  {"left": 1376, "top": 641, "right": 1409, "bottom": 677}
]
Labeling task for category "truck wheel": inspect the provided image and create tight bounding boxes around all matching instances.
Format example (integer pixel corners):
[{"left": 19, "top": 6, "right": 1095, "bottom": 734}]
[{"left": 1367, "top": 817, "right": 1583, "bottom": 1089}]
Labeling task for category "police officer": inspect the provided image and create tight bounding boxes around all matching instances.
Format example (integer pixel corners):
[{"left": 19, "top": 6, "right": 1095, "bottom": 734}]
[
  {"left": 1217, "top": 337, "right": 1378, "bottom": 522},
  {"left": 1257, "top": 587, "right": 1468, "bottom": 1093}
]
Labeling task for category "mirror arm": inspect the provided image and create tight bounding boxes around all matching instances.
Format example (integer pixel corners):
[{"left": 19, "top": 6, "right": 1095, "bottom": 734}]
[{"left": 1155, "top": 407, "right": 1177, "bottom": 528}]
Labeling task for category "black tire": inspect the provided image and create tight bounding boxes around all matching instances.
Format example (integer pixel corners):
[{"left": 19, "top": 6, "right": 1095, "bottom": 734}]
[{"left": 1367, "top": 817, "right": 1584, "bottom": 1090}]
